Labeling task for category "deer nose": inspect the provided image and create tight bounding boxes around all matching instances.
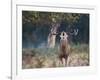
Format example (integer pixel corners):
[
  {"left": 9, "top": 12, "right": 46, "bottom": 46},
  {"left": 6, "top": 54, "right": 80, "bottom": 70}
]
[
  {"left": 63, "top": 33, "right": 64, "bottom": 36},
  {"left": 63, "top": 37, "right": 65, "bottom": 39}
]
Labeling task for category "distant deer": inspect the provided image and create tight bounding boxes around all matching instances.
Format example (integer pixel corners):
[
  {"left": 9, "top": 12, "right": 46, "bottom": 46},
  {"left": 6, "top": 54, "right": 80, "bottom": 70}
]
[
  {"left": 47, "top": 23, "right": 60, "bottom": 48},
  {"left": 59, "top": 31, "right": 70, "bottom": 66}
]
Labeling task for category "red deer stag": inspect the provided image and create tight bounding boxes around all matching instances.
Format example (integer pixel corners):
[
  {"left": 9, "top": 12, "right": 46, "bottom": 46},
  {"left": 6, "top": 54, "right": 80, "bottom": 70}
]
[
  {"left": 59, "top": 31, "right": 70, "bottom": 66},
  {"left": 58, "top": 28, "right": 78, "bottom": 66},
  {"left": 47, "top": 23, "right": 60, "bottom": 48}
]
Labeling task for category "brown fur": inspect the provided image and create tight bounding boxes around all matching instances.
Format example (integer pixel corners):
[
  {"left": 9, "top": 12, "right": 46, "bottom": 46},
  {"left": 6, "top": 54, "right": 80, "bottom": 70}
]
[{"left": 59, "top": 32, "right": 70, "bottom": 66}]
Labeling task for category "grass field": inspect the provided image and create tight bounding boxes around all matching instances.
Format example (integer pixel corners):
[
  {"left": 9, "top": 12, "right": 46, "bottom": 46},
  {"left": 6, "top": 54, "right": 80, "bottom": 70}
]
[{"left": 22, "top": 44, "right": 89, "bottom": 69}]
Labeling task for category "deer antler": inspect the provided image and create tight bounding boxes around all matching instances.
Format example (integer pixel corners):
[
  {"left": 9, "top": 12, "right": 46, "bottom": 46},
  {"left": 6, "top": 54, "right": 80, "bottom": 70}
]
[
  {"left": 69, "top": 29, "right": 79, "bottom": 36},
  {"left": 74, "top": 29, "right": 78, "bottom": 36}
]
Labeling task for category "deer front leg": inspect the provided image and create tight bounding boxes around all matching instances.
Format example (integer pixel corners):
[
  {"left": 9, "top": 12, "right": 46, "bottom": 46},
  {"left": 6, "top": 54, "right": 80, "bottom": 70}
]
[
  {"left": 59, "top": 57, "right": 62, "bottom": 67},
  {"left": 59, "top": 57, "right": 64, "bottom": 67},
  {"left": 65, "top": 55, "right": 69, "bottom": 67},
  {"left": 62, "top": 58, "right": 66, "bottom": 67}
]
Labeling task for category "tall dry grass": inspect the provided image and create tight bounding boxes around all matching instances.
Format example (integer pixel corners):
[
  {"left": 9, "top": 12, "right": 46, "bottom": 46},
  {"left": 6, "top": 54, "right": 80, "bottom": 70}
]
[{"left": 22, "top": 44, "right": 89, "bottom": 69}]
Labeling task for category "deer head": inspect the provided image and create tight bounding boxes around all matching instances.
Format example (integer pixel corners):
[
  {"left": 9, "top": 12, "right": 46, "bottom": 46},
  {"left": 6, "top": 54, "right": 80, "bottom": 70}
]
[
  {"left": 50, "top": 22, "right": 60, "bottom": 35},
  {"left": 60, "top": 31, "right": 68, "bottom": 40}
]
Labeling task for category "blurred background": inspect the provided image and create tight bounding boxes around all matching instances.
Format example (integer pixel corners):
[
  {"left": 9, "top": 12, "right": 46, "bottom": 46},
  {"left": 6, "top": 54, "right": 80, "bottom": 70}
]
[{"left": 22, "top": 11, "right": 89, "bottom": 48}]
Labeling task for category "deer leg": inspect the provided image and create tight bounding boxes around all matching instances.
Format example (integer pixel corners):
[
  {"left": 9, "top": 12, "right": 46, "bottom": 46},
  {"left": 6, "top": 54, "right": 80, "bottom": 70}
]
[
  {"left": 62, "top": 58, "right": 66, "bottom": 67},
  {"left": 65, "top": 56, "right": 68, "bottom": 67},
  {"left": 67, "top": 56, "right": 70, "bottom": 66},
  {"left": 58, "top": 57, "right": 62, "bottom": 67},
  {"left": 61, "top": 58, "right": 64, "bottom": 65}
]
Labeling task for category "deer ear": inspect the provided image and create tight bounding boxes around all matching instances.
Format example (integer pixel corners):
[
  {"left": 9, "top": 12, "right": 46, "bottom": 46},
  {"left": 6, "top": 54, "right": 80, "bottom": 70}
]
[
  {"left": 60, "top": 34, "right": 64, "bottom": 39},
  {"left": 50, "top": 28, "right": 53, "bottom": 32},
  {"left": 64, "top": 34, "right": 68, "bottom": 38},
  {"left": 60, "top": 32, "right": 63, "bottom": 38},
  {"left": 60, "top": 35, "right": 62, "bottom": 38}
]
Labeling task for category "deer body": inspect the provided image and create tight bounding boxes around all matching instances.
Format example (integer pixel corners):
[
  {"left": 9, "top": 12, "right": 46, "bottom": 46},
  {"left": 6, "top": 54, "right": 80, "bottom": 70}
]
[
  {"left": 59, "top": 31, "right": 70, "bottom": 66},
  {"left": 48, "top": 33, "right": 56, "bottom": 48}
]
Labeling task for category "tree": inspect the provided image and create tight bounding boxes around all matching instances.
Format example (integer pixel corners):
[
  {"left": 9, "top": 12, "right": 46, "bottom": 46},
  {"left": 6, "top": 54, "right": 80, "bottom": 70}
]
[{"left": 22, "top": 11, "right": 89, "bottom": 48}]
